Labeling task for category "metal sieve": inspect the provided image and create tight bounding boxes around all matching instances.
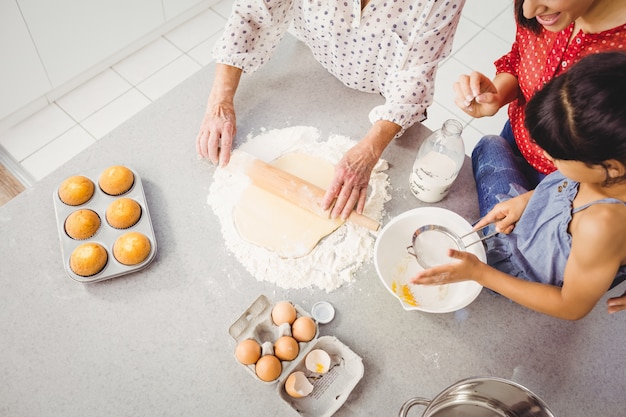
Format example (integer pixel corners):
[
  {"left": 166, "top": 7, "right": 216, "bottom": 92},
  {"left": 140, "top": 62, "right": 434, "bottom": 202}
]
[{"left": 406, "top": 223, "right": 496, "bottom": 269}]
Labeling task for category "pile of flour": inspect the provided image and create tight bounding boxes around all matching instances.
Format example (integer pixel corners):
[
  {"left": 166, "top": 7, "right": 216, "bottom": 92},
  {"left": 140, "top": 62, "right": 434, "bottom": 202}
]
[{"left": 207, "top": 126, "right": 391, "bottom": 292}]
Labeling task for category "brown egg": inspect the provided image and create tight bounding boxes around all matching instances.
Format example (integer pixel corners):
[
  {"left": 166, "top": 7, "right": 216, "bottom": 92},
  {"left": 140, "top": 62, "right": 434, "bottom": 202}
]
[
  {"left": 274, "top": 336, "right": 299, "bottom": 361},
  {"left": 284, "top": 371, "right": 314, "bottom": 398},
  {"left": 271, "top": 301, "right": 297, "bottom": 325},
  {"left": 292, "top": 316, "right": 317, "bottom": 342},
  {"left": 235, "top": 339, "right": 261, "bottom": 365},
  {"left": 255, "top": 355, "right": 282, "bottom": 382}
]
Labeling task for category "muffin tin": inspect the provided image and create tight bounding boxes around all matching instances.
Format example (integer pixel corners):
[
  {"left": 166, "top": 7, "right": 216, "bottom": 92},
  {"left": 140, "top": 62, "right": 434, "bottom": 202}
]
[
  {"left": 229, "top": 295, "right": 364, "bottom": 416},
  {"left": 52, "top": 166, "right": 157, "bottom": 283}
]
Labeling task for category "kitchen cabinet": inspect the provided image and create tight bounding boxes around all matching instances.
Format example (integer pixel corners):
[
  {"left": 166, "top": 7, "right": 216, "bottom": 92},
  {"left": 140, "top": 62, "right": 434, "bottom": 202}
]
[{"left": 0, "top": 0, "right": 51, "bottom": 121}]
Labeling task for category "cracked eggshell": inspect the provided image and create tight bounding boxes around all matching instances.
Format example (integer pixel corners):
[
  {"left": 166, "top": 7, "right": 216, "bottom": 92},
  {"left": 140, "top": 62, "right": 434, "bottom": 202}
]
[
  {"left": 305, "top": 349, "right": 331, "bottom": 374},
  {"left": 284, "top": 371, "right": 314, "bottom": 398}
]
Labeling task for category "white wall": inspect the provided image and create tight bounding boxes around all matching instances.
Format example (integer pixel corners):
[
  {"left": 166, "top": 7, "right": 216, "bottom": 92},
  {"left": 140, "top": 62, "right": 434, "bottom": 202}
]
[
  {"left": 0, "top": 0, "right": 51, "bottom": 121},
  {"left": 0, "top": 0, "right": 218, "bottom": 130}
]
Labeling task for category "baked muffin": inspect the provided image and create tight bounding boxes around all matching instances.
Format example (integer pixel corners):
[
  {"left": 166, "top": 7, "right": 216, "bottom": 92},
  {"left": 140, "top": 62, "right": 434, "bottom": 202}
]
[
  {"left": 65, "top": 209, "right": 101, "bottom": 240},
  {"left": 98, "top": 165, "right": 134, "bottom": 196},
  {"left": 113, "top": 231, "right": 151, "bottom": 265},
  {"left": 69, "top": 242, "right": 108, "bottom": 277},
  {"left": 58, "top": 175, "right": 95, "bottom": 206},
  {"left": 106, "top": 198, "right": 141, "bottom": 229}
]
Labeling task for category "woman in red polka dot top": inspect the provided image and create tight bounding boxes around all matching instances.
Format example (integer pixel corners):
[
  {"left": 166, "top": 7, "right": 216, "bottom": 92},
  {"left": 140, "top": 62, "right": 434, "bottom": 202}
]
[{"left": 456, "top": 0, "right": 626, "bottom": 187}]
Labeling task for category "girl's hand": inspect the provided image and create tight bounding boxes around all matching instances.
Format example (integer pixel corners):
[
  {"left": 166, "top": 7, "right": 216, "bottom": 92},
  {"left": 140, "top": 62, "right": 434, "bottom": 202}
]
[
  {"left": 474, "top": 192, "right": 533, "bottom": 234},
  {"left": 453, "top": 72, "right": 501, "bottom": 118},
  {"left": 607, "top": 290, "right": 626, "bottom": 314},
  {"left": 410, "top": 249, "right": 485, "bottom": 285}
]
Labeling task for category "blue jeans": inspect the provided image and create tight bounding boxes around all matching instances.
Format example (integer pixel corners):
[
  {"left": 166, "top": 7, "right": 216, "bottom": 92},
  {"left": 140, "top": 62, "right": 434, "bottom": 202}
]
[{"left": 471, "top": 121, "right": 546, "bottom": 218}]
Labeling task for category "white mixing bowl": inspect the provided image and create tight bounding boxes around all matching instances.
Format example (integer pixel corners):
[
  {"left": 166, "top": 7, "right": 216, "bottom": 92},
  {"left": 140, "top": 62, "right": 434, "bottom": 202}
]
[{"left": 374, "top": 207, "right": 484, "bottom": 313}]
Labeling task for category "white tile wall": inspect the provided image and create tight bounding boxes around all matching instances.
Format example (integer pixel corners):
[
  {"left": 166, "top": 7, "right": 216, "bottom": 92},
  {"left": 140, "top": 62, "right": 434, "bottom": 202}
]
[
  {"left": 163, "top": 8, "right": 227, "bottom": 51},
  {"left": 55, "top": 69, "right": 134, "bottom": 122},
  {"left": 0, "top": 0, "right": 514, "bottom": 186},
  {"left": 112, "top": 38, "right": 184, "bottom": 86},
  {"left": 80, "top": 89, "right": 151, "bottom": 138}
]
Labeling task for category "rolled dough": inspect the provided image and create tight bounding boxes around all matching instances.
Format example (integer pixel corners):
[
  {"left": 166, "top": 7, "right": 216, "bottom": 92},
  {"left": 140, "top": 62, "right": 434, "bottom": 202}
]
[{"left": 233, "top": 152, "right": 345, "bottom": 258}]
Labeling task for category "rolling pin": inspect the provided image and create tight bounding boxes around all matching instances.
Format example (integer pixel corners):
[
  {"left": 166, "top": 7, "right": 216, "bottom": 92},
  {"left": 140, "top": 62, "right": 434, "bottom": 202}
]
[{"left": 227, "top": 150, "right": 380, "bottom": 231}]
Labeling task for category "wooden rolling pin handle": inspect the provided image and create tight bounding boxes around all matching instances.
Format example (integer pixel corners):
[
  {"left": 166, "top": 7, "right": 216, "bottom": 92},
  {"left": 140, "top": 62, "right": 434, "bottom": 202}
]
[
  {"left": 348, "top": 210, "right": 380, "bottom": 232},
  {"left": 230, "top": 151, "right": 380, "bottom": 232},
  {"left": 246, "top": 159, "right": 331, "bottom": 218}
]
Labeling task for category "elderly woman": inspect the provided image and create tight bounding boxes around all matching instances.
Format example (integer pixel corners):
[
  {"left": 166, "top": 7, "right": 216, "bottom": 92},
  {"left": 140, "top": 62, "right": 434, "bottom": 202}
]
[{"left": 196, "top": 0, "right": 465, "bottom": 219}]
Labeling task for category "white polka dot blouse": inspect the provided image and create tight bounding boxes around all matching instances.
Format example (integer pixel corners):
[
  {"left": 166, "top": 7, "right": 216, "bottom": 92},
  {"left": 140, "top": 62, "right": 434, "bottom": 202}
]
[{"left": 213, "top": 0, "right": 465, "bottom": 136}]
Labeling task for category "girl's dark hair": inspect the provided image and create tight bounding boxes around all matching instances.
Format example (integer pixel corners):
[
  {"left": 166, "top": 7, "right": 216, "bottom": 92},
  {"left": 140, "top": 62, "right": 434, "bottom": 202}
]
[
  {"left": 515, "top": 0, "right": 542, "bottom": 34},
  {"left": 525, "top": 52, "right": 626, "bottom": 172}
]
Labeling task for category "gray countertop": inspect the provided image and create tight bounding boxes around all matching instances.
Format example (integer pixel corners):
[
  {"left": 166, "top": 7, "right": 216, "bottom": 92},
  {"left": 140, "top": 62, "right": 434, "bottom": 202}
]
[{"left": 1, "top": 35, "right": 624, "bottom": 417}]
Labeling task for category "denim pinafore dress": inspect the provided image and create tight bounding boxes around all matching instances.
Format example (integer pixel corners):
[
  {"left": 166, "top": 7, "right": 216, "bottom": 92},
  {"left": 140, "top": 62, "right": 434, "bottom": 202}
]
[{"left": 485, "top": 171, "right": 626, "bottom": 289}]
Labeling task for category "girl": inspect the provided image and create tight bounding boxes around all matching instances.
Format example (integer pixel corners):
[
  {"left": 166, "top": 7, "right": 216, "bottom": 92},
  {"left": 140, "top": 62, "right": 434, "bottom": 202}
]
[{"left": 412, "top": 52, "right": 626, "bottom": 320}]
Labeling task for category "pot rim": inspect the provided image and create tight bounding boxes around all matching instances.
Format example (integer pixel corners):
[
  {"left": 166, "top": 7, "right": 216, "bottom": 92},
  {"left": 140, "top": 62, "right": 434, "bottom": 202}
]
[{"left": 399, "top": 376, "right": 557, "bottom": 417}]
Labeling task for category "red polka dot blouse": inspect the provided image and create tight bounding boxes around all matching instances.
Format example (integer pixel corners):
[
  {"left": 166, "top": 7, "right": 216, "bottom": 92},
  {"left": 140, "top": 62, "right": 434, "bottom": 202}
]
[{"left": 495, "top": 22, "right": 626, "bottom": 174}]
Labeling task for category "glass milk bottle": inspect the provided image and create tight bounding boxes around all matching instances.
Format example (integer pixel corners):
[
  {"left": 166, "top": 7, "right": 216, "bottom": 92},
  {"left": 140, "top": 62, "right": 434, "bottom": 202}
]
[{"left": 409, "top": 119, "right": 465, "bottom": 203}]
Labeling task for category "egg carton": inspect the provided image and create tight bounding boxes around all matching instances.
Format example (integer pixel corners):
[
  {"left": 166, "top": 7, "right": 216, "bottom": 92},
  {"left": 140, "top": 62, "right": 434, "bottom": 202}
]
[
  {"left": 229, "top": 294, "right": 364, "bottom": 417},
  {"left": 52, "top": 166, "right": 157, "bottom": 283}
]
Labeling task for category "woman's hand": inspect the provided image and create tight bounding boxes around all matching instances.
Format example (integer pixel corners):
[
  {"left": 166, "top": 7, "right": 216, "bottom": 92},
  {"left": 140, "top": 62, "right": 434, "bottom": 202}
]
[
  {"left": 322, "top": 120, "right": 399, "bottom": 220},
  {"left": 607, "top": 290, "right": 626, "bottom": 314},
  {"left": 410, "top": 249, "right": 485, "bottom": 285},
  {"left": 321, "top": 142, "right": 377, "bottom": 219},
  {"left": 453, "top": 71, "right": 520, "bottom": 118},
  {"left": 475, "top": 191, "right": 533, "bottom": 234},
  {"left": 196, "top": 64, "right": 242, "bottom": 167},
  {"left": 453, "top": 71, "right": 500, "bottom": 117},
  {"left": 196, "top": 101, "right": 236, "bottom": 166}
]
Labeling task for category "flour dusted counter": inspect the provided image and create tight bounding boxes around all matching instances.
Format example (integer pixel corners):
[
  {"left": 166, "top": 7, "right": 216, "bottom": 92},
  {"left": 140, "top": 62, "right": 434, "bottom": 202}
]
[{"left": 0, "top": 35, "right": 623, "bottom": 417}]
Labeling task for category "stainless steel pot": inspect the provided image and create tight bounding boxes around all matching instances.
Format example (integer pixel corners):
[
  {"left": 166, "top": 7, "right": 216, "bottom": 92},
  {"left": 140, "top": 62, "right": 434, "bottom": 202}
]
[{"left": 399, "top": 377, "right": 556, "bottom": 417}]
